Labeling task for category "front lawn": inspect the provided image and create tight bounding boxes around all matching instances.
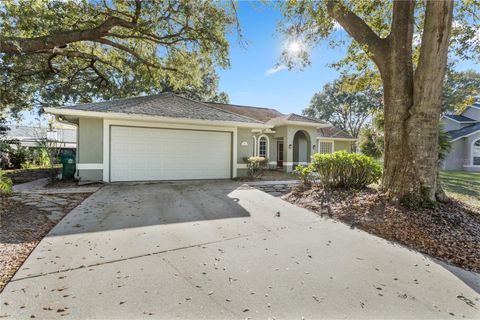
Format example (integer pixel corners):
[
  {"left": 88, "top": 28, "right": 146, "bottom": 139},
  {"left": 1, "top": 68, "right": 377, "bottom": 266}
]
[{"left": 440, "top": 171, "right": 480, "bottom": 209}]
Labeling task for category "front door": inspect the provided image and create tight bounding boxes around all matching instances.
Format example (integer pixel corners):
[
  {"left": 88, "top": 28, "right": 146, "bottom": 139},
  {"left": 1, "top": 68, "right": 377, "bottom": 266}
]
[{"left": 277, "top": 141, "right": 284, "bottom": 167}]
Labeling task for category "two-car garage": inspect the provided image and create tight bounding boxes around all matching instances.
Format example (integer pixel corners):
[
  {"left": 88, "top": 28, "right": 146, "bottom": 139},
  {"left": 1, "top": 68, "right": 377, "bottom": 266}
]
[{"left": 109, "top": 126, "right": 232, "bottom": 182}]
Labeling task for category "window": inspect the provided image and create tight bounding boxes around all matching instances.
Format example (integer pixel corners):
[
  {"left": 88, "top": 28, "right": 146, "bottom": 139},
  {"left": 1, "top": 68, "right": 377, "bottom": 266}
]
[
  {"left": 259, "top": 136, "right": 267, "bottom": 157},
  {"left": 318, "top": 141, "right": 333, "bottom": 154},
  {"left": 474, "top": 139, "right": 480, "bottom": 166}
]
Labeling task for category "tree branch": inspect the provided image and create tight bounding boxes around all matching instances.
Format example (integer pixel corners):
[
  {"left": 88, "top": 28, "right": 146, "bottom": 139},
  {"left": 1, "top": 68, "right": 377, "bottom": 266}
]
[
  {"left": 325, "top": 0, "right": 389, "bottom": 69},
  {"left": 93, "top": 38, "right": 159, "bottom": 68},
  {"left": 0, "top": 16, "right": 137, "bottom": 54}
]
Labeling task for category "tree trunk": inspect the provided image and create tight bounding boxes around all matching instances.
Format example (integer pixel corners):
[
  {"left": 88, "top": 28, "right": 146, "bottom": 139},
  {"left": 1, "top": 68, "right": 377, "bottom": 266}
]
[
  {"left": 327, "top": 0, "right": 454, "bottom": 206},
  {"left": 381, "top": 1, "right": 454, "bottom": 206}
]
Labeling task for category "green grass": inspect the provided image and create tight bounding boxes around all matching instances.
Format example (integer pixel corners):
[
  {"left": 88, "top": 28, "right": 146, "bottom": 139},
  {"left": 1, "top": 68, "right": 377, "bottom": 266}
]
[{"left": 440, "top": 170, "right": 480, "bottom": 208}]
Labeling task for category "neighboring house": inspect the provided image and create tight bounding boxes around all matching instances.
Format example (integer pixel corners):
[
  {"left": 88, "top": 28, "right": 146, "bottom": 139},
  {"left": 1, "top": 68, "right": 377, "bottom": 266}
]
[
  {"left": 44, "top": 93, "right": 356, "bottom": 182},
  {"left": 441, "top": 103, "right": 480, "bottom": 172},
  {"left": 6, "top": 126, "right": 77, "bottom": 150}
]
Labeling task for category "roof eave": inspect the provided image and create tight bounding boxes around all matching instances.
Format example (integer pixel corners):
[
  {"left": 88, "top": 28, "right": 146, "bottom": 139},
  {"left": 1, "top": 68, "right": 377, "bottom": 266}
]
[
  {"left": 442, "top": 115, "right": 477, "bottom": 124},
  {"left": 317, "top": 137, "right": 357, "bottom": 141},
  {"left": 268, "top": 119, "right": 331, "bottom": 128},
  {"left": 44, "top": 107, "right": 269, "bottom": 129},
  {"left": 450, "top": 129, "right": 480, "bottom": 141}
]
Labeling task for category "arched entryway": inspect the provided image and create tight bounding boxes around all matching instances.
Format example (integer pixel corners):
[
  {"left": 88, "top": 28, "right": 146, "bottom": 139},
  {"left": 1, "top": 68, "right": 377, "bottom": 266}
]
[{"left": 292, "top": 130, "right": 312, "bottom": 165}]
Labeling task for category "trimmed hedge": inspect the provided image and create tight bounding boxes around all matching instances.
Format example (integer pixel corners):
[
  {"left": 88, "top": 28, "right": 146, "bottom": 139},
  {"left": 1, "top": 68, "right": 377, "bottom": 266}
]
[{"left": 310, "top": 151, "right": 382, "bottom": 189}]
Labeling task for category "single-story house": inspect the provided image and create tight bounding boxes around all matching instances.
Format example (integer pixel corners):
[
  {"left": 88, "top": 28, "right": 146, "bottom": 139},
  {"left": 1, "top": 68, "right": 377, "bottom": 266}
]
[
  {"left": 441, "top": 103, "right": 480, "bottom": 172},
  {"left": 5, "top": 125, "right": 77, "bottom": 150},
  {"left": 44, "top": 93, "right": 356, "bottom": 182}
]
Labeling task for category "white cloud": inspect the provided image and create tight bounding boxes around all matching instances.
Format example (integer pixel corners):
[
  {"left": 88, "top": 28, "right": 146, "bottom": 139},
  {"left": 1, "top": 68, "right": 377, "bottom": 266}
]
[{"left": 265, "top": 64, "right": 287, "bottom": 76}]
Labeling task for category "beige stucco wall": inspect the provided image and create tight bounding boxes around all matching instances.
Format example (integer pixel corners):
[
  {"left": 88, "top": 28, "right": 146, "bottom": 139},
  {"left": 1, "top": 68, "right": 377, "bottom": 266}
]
[
  {"left": 78, "top": 117, "right": 103, "bottom": 180},
  {"left": 237, "top": 128, "right": 254, "bottom": 164},
  {"left": 333, "top": 140, "right": 354, "bottom": 152}
]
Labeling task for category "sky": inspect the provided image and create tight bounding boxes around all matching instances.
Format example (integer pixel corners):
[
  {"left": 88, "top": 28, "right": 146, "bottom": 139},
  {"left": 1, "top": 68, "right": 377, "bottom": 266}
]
[
  {"left": 217, "top": 2, "right": 345, "bottom": 114},
  {"left": 218, "top": 2, "right": 480, "bottom": 115},
  {"left": 13, "top": 1, "right": 480, "bottom": 125}
]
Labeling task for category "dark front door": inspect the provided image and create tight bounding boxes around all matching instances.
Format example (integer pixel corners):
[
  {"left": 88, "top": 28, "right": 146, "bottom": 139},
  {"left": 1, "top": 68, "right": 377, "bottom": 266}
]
[{"left": 277, "top": 141, "right": 284, "bottom": 167}]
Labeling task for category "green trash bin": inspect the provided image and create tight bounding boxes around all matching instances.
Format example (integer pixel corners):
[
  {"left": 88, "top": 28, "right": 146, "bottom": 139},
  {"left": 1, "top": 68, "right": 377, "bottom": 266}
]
[{"left": 61, "top": 153, "right": 76, "bottom": 180}]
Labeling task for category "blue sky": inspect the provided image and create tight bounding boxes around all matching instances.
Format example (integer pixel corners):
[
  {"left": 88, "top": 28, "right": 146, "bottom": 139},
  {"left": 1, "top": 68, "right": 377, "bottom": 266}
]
[{"left": 217, "top": 3, "right": 345, "bottom": 114}]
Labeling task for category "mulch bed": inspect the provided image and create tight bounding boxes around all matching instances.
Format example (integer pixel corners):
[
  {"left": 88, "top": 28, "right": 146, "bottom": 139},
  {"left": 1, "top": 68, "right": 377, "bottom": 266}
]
[
  {"left": 5, "top": 167, "right": 60, "bottom": 184},
  {"left": 0, "top": 192, "right": 92, "bottom": 293},
  {"left": 283, "top": 186, "right": 480, "bottom": 273},
  {"left": 0, "top": 196, "right": 54, "bottom": 292}
]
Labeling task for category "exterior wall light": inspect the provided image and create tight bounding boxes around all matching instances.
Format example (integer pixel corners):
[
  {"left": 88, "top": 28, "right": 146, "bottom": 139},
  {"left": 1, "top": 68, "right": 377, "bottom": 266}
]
[{"left": 288, "top": 144, "right": 293, "bottom": 149}]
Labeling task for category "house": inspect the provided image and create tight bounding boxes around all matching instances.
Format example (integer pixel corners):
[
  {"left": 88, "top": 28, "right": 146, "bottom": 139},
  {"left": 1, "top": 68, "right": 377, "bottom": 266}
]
[
  {"left": 441, "top": 103, "right": 480, "bottom": 172},
  {"left": 5, "top": 125, "right": 77, "bottom": 150},
  {"left": 44, "top": 93, "right": 356, "bottom": 182}
]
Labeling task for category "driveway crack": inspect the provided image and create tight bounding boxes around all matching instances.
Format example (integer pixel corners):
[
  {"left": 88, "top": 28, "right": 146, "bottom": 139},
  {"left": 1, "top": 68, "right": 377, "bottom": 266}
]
[{"left": 10, "top": 233, "right": 253, "bottom": 283}]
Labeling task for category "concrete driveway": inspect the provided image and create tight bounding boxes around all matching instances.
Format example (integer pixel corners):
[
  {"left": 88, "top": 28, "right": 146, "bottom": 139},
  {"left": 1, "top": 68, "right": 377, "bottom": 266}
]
[{"left": 1, "top": 181, "right": 479, "bottom": 319}]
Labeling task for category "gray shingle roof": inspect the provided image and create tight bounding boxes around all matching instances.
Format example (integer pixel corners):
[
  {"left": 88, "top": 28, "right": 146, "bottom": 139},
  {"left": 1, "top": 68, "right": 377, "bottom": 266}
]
[
  {"left": 205, "top": 102, "right": 283, "bottom": 122},
  {"left": 444, "top": 114, "right": 476, "bottom": 122},
  {"left": 266, "top": 113, "right": 328, "bottom": 125},
  {"left": 447, "top": 123, "right": 480, "bottom": 140},
  {"left": 317, "top": 127, "right": 355, "bottom": 139},
  {"left": 7, "top": 126, "right": 76, "bottom": 143},
  {"left": 285, "top": 113, "right": 328, "bottom": 124},
  {"left": 60, "top": 93, "right": 261, "bottom": 123}
]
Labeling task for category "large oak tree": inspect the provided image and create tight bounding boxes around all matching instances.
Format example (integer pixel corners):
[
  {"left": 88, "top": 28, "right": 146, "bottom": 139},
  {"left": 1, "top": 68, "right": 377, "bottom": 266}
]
[
  {"left": 0, "top": 0, "right": 237, "bottom": 116},
  {"left": 280, "top": 0, "right": 479, "bottom": 206}
]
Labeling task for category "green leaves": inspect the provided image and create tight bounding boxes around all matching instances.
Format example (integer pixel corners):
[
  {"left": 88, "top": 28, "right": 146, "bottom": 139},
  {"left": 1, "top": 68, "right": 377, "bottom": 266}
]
[
  {"left": 0, "top": 170, "right": 13, "bottom": 194},
  {"left": 302, "top": 76, "right": 383, "bottom": 138},
  {"left": 310, "top": 151, "right": 382, "bottom": 189},
  {"left": 1, "top": 0, "right": 236, "bottom": 117}
]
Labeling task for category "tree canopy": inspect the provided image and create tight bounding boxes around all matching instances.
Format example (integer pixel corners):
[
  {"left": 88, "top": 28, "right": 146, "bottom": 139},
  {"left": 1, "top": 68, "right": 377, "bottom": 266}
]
[
  {"left": 0, "top": 0, "right": 237, "bottom": 117},
  {"left": 442, "top": 68, "right": 480, "bottom": 113},
  {"left": 303, "top": 77, "right": 382, "bottom": 138},
  {"left": 279, "top": 1, "right": 479, "bottom": 88}
]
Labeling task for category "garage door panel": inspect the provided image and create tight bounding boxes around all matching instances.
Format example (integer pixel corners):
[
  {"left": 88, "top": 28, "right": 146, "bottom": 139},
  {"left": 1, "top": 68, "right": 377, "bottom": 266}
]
[{"left": 110, "top": 126, "right": 231, "bottom": 181}]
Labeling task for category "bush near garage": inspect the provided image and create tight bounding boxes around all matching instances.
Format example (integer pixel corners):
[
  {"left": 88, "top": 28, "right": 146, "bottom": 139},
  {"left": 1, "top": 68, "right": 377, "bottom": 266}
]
[
  {"left": 245, "top": 156, "right": 268, "bottom": 179},
  {"left": 310, "top": 151, "right": 382, "bottom": 189}
]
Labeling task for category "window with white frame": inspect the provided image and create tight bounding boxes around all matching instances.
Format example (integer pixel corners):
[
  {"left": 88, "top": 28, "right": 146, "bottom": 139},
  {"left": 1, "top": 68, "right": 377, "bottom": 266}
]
[
  {"left": 318, "top": 141, "right": 333, "bottom": 154},
  {"left": 473, "top": 139, "right": 480, "bottom": 166},
  {"left": 258, "top": 136, "right": 267, "bottom": 157}
]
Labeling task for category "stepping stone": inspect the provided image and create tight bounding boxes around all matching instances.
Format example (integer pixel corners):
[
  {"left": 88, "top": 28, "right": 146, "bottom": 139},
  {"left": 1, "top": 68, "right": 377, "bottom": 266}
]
[{"left": 46, "top": 210, "right": 65, "bottom": 223}]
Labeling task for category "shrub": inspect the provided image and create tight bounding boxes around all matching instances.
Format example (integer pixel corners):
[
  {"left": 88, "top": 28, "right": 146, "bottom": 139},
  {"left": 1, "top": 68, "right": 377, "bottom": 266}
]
[
  {"left": 294, "top": 165, "right": 315, "bottom": 187},
  {"left": 246, "top": 156, "right": 267, "bottom": 179},
  {"left": 310, "top": 151, "right": 382, "bottom": 189},
  {"left": 0, "top": 169, "right": 12, "bottom": 194},
  {"left": 8, "top": 146, "right": 29, "bottom": 169}
]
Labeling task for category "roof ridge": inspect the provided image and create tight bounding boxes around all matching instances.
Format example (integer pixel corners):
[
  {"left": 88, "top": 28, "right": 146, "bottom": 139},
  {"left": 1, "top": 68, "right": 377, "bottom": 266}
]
[
  {"left": 288, "top": 113, "right": 327, "bottom": 123},
  {"left": 205, "top": 101, "right": 279, "bottom": 111},
  {"left": 61, "top": 93, "right": 165, "bottom": 109},
  {"left": 170, "top": 93, "right": 264, "bottom": 124}
]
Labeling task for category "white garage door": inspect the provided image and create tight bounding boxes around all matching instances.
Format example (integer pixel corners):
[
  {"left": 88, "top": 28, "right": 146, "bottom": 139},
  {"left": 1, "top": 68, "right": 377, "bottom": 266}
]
[{"left": 110, "top": 126, "right": 232, "bottom": 182}]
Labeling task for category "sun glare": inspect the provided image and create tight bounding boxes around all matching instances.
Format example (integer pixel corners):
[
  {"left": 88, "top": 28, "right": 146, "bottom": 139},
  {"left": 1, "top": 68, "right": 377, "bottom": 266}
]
[{"left": 287, "top": 41, "right": 302, "bottom": 54}]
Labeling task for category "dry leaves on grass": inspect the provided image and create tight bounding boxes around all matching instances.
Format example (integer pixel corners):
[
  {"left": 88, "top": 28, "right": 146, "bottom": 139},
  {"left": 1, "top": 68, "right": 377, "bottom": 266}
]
[{"left": 283, "top": 187, "right": 480, "bottom": 272}]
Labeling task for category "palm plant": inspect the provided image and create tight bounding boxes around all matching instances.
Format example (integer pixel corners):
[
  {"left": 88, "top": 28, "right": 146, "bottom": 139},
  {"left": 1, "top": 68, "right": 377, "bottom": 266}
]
[{"left": 0, "top": 169, "right": 12, "bottom": 194}]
